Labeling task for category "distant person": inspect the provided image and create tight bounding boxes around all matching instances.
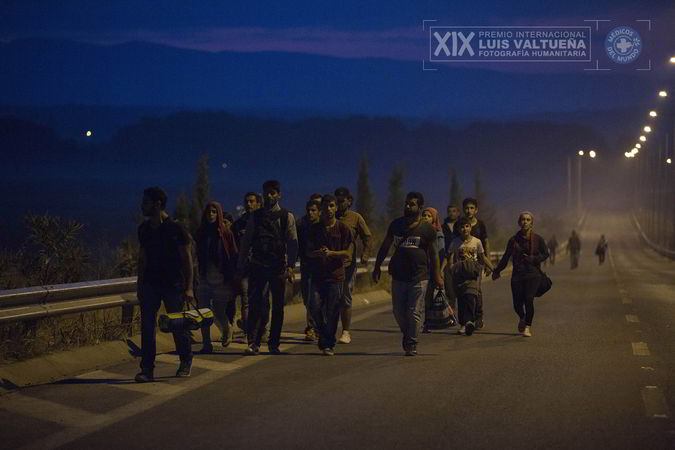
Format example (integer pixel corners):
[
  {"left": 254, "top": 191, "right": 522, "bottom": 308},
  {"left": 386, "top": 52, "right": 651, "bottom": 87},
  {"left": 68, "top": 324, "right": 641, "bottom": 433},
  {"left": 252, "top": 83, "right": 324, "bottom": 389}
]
[
  {"left": 595, "top": 235, "right": 608, "bottom": 265},
  {"left": 567, "top": 230, "right": 581, "bottom": 269},
  {"left": 296, "top": 198, "right": 321, "bottom": 341},
  {"left": 236, "top": 180, "right": 298, "bottom": 355},
  {"left": 222, "top": 211, "right": 234, "bottom": 230},
  {"left": 372, "top": 192, "right": 443, "bottom": 356},
  {"left": 231, "top": 192, "right": 263, "bottom": 333},
  {"left": 308, "top": 192, "right": 323, "bottom": 205},
  {"left": 334, "top": 187, "right": 372, "bottom": 344},
  {"left": 492, "top": 212, "right": 549, "bottom": 337},
  {"left": 445, "top": 216, "right": 494, "bottom": 335},
  {"left": 547, "top": 235, "right": 558, "bottom": 265},
  {"left": 442, "top": 204, "right": 461, "bottom": 252},
  {"left": 194, "top": 202, "right": 238, "bottom": 353},
  {"left": 452, "top": 198, "right": 490, "bottom": 329},
  {"left": 135, "top": 187, "right": 193, "bottom": 382},
  {"left": 306, "top": 195, "right": 354, "bottom": 356},
  {"left": 421, "top": 207, "right": 445, "bottom": 333}
]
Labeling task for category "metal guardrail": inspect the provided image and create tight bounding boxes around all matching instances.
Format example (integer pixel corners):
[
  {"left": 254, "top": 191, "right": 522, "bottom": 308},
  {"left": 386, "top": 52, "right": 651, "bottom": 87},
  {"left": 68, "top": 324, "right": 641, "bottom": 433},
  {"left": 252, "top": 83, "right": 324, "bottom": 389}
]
[
  {"left": 0, "top": 252, "right": 507, "bottom": 324},
  {"left": 632, "top": 213, "right": 675, "bottom": 260}
]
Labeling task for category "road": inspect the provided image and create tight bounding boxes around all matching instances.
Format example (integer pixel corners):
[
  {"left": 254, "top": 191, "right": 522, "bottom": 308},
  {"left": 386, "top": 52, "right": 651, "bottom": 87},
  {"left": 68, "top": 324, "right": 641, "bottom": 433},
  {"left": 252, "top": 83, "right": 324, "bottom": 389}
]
[{"left": 1, "top": 210, "right": 675, "bottom": 449}]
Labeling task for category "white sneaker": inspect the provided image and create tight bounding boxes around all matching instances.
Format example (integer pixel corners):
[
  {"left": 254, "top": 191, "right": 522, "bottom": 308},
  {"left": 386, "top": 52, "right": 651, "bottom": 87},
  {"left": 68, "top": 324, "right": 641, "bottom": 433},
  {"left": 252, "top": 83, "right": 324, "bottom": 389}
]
[
  {"left": 338, "top": 330, "right": 352, "bottom": 344},
  {"left": 523, "top": 326, "right": 532, "bottom": 337},
  {"left": 457, "top": 326, "right": 466, "bottom": 335}
]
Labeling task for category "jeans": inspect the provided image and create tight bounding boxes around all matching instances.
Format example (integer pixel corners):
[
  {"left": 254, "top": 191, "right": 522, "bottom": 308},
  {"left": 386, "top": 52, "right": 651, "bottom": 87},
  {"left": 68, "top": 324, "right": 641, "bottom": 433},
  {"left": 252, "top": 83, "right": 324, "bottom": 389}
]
[
  {"left": 300, "top": 270, "right": 317, "bottom": 330},
  {"left": 391, "top": 279, "right": 428, "bottom": 350},
  {"left": 138, "top": 283, "right": 192, "bottom": 371},
  {"left": 511, "top": 276, "right": 539, "bottom": 326},
  {"left": 309, "top": 280, "right": 343, "bottom": 350},
  {"left": 196, "top": 278, "right": 234, "bottom": 344},
  {"left": 234, "top": 277, "right": 249, "bottom": 329},
  {"left": 341, "top": 262, "right": 357, "bottom": 308},
  {"left": 247, "top": 265, "right": 287, "bottom": 348}
]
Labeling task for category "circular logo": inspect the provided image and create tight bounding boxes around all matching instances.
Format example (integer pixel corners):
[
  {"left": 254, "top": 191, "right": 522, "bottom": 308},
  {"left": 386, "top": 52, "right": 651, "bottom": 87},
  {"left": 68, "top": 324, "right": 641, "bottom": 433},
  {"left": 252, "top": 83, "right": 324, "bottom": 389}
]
[{"left": 605, "top": 26, "right": 642, "bottom": 64}]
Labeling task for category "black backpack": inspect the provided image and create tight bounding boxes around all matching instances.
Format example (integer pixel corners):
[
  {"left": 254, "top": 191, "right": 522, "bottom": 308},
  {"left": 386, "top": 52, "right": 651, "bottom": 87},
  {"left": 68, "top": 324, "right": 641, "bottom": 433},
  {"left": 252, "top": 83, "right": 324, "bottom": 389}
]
[{"left": 250, "top": 208, "right": 289, "bottom": 268}]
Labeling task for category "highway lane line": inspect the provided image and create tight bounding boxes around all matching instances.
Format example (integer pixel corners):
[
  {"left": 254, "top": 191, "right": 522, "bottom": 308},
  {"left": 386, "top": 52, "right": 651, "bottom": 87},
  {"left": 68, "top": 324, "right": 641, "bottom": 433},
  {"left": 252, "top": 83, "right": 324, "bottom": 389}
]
[
  {"left": 19, "top": 301, "right": 393, "bottom": 450},
  {"left": 625, "top": 315, "right": 640, "bottom": 323},
  {"left": 641, "top": 386, "right": 671, "bottom": 419},
  {"left": 632, "top": 342, "right": 651, "bottom": 356},
  {"left": 0, "top": 393, "right": 108, "bottom": 428}
]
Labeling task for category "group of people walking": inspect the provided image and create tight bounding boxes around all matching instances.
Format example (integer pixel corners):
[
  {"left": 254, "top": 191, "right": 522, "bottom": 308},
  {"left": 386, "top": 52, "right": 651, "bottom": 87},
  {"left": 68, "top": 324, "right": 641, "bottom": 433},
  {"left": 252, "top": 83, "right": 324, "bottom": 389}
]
[{"left": 134, "top": 181, "right": 577, "bottom": 381}]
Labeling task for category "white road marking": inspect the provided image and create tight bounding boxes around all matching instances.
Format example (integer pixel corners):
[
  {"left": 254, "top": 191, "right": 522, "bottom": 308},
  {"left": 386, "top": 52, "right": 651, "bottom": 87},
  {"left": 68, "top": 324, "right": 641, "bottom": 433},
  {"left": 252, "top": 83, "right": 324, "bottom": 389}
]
[
  {"left": 0, "top": 393, "right": 107, "bottom": 428},
  {"left": 641, "top": 386, "right": 671, "bottom": 419},
  {"left": 625, "top": 315, "right": 640, "bottom": 323},
  {"left": 632, "top": 342, "right": 651, "bottom": 356}
]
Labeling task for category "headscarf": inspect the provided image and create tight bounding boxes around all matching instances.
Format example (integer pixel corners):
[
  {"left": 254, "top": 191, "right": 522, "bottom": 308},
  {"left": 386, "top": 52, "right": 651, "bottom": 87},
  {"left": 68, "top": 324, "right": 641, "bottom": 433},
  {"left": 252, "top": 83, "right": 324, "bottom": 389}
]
[
  {"left": 518, "top": 211, "right": 534, "bottom": 225},
  {"left": 423, "top": 207, "right": 442, "bottom": 232},
  {"left": 196, "top": 201, "right": 238, "bottom": 273}
]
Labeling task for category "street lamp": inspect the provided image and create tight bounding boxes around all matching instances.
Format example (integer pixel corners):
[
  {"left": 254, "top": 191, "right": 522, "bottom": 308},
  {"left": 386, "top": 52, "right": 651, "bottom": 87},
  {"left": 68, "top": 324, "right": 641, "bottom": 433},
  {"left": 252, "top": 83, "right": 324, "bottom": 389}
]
[
  {"left": 636, "top": 143, "right": 642, "bottom": 149},
  {"left": 640, "top": 135, "right": 647, "bottom": 142},
  {"left": 578, "top": 150, "right": 584, "bottom": 156},
  {"left": 667, "top": 158, "right": 672, "bottom": 164},
  {"left": 643, "top": 126, "right": 652, "bottom": 133},
  {"left": 650, "top": 111, "right": 658, "bottom": 117},
  {"left": 670, "top": 56, "right": 675, "bottom": 64},
  {"left": 589, "top": 150, "right": 597, "bottom": 158},
  {"left": 659, "top": 90, "right": 668, "bottom": 97},
  {"left": 568, "top": 150, "right": 597, "bottom": 216}
]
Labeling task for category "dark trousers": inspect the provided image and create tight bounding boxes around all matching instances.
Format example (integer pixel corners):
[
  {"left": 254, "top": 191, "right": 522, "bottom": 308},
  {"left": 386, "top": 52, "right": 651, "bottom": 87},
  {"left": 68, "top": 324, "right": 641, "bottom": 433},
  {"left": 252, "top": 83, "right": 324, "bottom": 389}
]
[
  {"left": 138, "top": 283, "right": 192, "bottom": 371},
  {"left": 570, "top": 251, "right": 580, "bottom": 269},
  {"left": 300, "top": 270, "right": 317, "bottom": 330},
  {"left": 247, "top": 266, "right": 286, "bottom": 348},
  {"left": 510, "top": 277, "right": 539, "bottom": 326},
  {"left": 309, "top": 280, "right": 343, "bottom": 350},
  {"left": 598, "top": 252, "right": 606, "bottom": 265},
  {"left": 457, "top": 293, "right": 477, "bottom": 326}
]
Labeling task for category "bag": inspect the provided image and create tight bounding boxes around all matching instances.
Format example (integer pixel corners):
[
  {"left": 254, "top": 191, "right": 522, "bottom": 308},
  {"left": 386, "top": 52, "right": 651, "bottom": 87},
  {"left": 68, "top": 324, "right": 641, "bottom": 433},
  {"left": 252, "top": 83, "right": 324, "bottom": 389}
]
[
  {"left": 158, "top": 296, "right": 214, "bottom": 333},
  {"left": 535, "top": 269, "right": 552, "bottom": 297},
  {"left": 250, "top": 208, "right": 288, "bottom": 267},
  {"left": 426, "top": 289, "right": 457, "bottom": 329}
]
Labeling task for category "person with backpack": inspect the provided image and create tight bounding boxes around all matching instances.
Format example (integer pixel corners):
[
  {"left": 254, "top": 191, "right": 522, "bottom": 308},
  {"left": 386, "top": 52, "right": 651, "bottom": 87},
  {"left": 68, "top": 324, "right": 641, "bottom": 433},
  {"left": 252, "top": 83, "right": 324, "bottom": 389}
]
[
  {"left": 492, "top": 212, "right": 550, "bottom": 337},
  {"left": 236, "top": 180, "right": 298, "bottom": 355}
]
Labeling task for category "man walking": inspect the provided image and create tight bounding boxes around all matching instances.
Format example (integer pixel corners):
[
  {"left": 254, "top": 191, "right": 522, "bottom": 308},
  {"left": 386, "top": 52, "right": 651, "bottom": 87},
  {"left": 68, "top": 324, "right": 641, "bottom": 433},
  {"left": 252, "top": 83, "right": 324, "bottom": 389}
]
[
  {"left": 231, "top": 192, "right": 262, "bottom": 333},
  {"left": 296, "top": 198, "right": 322, "bottom": 341},
  {"left": 135, "top": 187, "right": 194, "bottom": 382},
  {"left": 373, "top": 192, "right": 443, "bottom": 356},
  {"left": 568, "top": 230, "right": 581, "bottom": 269},
  {"left": 334, "top": 187, "right": 371, "bottom": 344},
  {"left": 236, "top": 180, "right": 298, "bottom": 355},
  {"left": 547, "top": 235, "right": 558, "bottom": 265},
  {"left": 306, "top": 195, "right": 353, "bottom": 356}
]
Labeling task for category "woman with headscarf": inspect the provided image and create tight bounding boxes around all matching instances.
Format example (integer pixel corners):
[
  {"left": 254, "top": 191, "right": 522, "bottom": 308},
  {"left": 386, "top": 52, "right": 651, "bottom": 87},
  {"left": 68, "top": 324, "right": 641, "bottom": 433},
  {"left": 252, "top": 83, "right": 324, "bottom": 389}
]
[
  {"left": 492, "top": 211, "right": 549, "bottom": 337},
  {"left": 421, "top": 207, "right": 448, "bottom": 332},
  {"left": 195, "top": 201, "right": 238, "bottom": 353}
]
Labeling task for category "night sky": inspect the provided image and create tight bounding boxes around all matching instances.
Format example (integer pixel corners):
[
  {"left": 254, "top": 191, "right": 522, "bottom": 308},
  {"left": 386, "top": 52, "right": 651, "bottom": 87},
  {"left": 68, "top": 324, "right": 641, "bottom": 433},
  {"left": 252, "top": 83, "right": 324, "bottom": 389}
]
[{"left": 1, "top": 1, "right": 674, "bottom": 245}]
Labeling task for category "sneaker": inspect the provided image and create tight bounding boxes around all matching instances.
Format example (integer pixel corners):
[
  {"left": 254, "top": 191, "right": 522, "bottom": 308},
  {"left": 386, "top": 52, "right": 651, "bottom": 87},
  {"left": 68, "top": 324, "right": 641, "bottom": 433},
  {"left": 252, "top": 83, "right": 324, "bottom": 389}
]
[
  {"left": 404, "top": 348, "right": 417, "bottom": 356},
  {"left": 244, "top": 344, "right": 259, "bottom": 356},
  {"left": 465, "top": 321, "right": 475, "bottom": 336},
  {"left": 523, "top": 326, "right": 532, "bottom": 337},
  {"left": 175, "top": 359, "right": 192, "bottom": 377},
  {"left": 457, "top": 326, "right": 466, "bottom": 335},
  {"left": 200, "top": 342, "right": 213, "bottom": 354},
  {"left": 518, "top": 319, "right": 526, "bottom": 333},
  {"left": 134, "top": 371, "right": 154, "bottom": 383},
  {"left": 322, "top": 348, "right": 335, "bottom": 356},
  {"left": 338, "top": 330, "right": 352, "bottom": 344},
  {"left": 304, "top": 327, "right": 316, "bottom": 341},
  {"left": 475, "top": 319, "right": 484, "bottom": 330},
  {"left": 268, "top": 346, "right": 281, "bottom": 355}
]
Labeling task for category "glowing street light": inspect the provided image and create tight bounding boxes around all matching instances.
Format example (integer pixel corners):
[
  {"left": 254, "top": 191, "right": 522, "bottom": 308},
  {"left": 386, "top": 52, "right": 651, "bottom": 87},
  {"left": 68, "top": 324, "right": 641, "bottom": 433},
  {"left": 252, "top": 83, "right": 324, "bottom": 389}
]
[
  {"left": 85, "top": 130, "right": 92, "bottom": 137},
  {"left": 659, "top": 90, "right": 668, "bottom": 97},
  {"left": 636, "top": 144, "right": 641, "bottom": 149},
  {"left": 670, "top": 56, "right": 675, "bottom": 63},
  {"left": 667, "top": 158, "right": 672, "bottom": 164},
  {"left": 639, "top": 136, "right": 647, "bottom": 142},
  {"left": 649, "top": 111, "right": 658, "bottom": 117},
  {"left": 643, "top": 126, "right": 652, "bottom": 133},
  {"left": 589, "top": 150, "right": 597, "bottom": 158},
  {"left": 578, "top": 150, "right": 584, "bottom": 156}
]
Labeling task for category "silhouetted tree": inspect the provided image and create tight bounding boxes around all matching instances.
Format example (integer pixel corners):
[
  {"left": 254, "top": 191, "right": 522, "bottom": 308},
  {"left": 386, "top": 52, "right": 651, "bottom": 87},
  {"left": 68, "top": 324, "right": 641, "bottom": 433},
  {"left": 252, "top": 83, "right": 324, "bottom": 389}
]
[
  {"left": 356, "top": 154, "right": 377, "bottom": 227},
  {"left": 383, "top": 166, "right": 405, "bottom": 227},
  {"left": 174, "top": 191, "right": 191, "bottom": 229}
]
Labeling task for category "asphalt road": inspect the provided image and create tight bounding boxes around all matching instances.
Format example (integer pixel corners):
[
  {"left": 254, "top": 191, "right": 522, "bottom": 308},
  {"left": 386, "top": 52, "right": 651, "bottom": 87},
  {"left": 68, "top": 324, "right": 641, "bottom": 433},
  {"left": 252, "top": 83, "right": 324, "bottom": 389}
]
[{"left": 1, "top": 210, "right": 675, "bottom": 449}]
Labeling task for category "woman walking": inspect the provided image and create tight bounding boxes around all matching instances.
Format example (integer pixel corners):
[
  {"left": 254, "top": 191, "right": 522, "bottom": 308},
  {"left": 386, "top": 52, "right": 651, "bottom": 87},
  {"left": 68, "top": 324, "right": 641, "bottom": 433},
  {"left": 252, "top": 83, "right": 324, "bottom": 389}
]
[
  {"left": 195, "top": 201, "right": 238, "bottom": 352},
  {"left": 421, "top": 207, "right": 446, "bottom": 333},
  {"left": 492, "top": 212, "right": 549, "bottom": 337}
]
